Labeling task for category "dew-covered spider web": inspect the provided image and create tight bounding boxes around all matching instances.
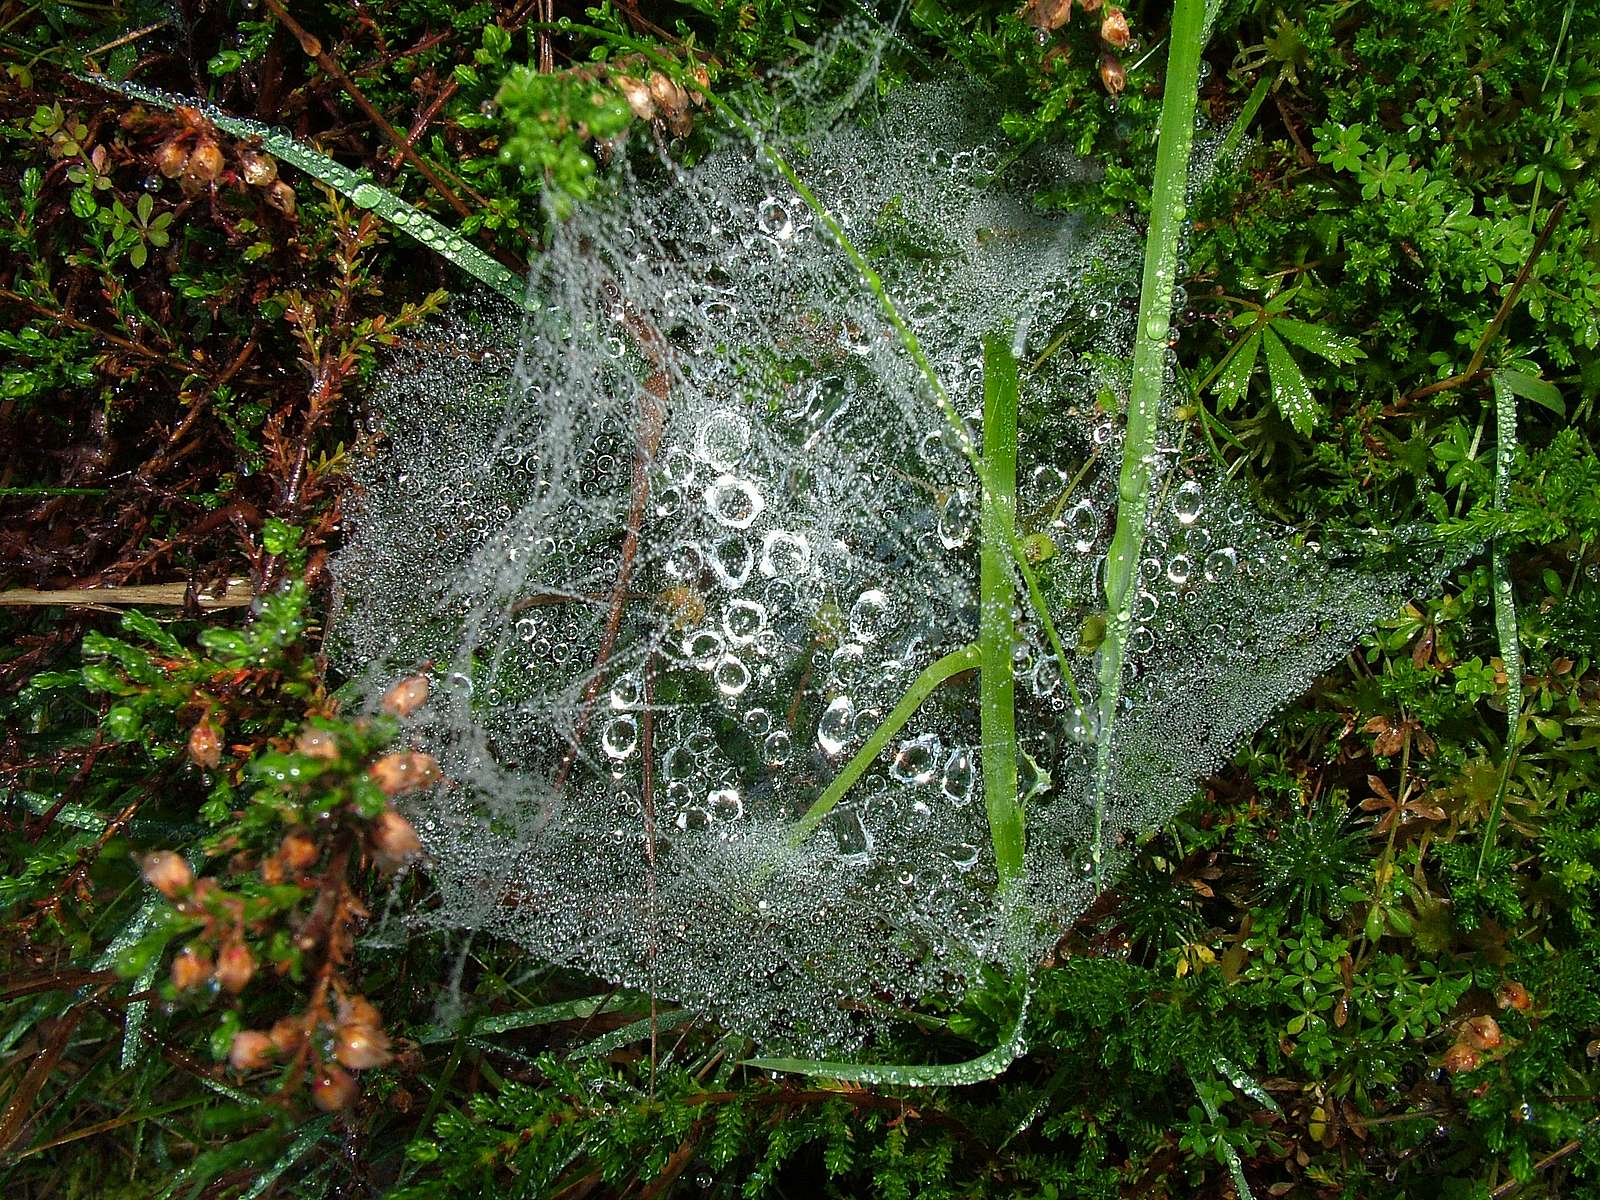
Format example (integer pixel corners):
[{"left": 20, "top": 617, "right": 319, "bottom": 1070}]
[{"left": 333, "top": 57, "right": 1449, "bottom": 1056}]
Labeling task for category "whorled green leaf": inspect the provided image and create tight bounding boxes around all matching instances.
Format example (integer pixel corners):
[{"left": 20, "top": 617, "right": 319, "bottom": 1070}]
[
  {"left": 1212, "top": 326, "right": 1262, "bottom": 413},
  {"left": 1272, "top": 316, "right": 1365, "bottom": 365},
  {"left": 1261, "top": 326, "right": 1320, "bottom": 435}
]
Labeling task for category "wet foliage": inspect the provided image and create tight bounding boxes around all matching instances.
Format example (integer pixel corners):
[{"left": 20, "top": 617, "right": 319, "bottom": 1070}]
[{"left": 3, "top": 2, "right": 1600, "bottom": 1198}]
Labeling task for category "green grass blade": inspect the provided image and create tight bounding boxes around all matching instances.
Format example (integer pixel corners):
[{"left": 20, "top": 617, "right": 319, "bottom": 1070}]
[
  {"left": 1091, "top": 0, "right": 1210, "bottom": 874},
  {"left": 1478, "top": 370, "right": 1523, "bottom": 877},
  {"left": 415, "top": 992, "right": 640, "bottom": 1044},
  {"left": 787, "top": 643, "right": 981, "bottom": 846},
  {"left": 742, "top": 984, "right": 1029, "bottom": 1086},
  {"left": 239, "top": 1117, "right": 334, "bottom": 1200},
  {"left": 981, "top": 333, "right": 1024, "bottom": 888},
  {"left": 80, "top": 74, "right": 525, "bottom": 304}
]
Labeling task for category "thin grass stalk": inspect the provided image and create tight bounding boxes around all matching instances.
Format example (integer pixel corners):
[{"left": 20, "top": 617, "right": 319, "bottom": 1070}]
[
  {"left": 1090, "top": 0, "right": 1209, "bottom": 873},
  {"left": 980, "top": 333, "right": 1024, "bottom": 888},
  {"left": 786, "top": 643, "right": 980, "bottom": 846},
  {"left": 1477, "top": 370, "right": 1523, "bottom": 877}
]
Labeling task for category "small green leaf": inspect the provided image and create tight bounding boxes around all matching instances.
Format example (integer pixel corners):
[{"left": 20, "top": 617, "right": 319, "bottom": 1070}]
[
  {"left": 1494, "top": 368, "right": 1563, "bottom": 416},
  {"left": 1271, "top": 317, "right": 1365, "bottom": 365},
  {"left": 1211, "top": 327, "right": 1262, "bottom": 413},
  {"left": 121, "top": 608, "right": 184, "bottom": 655},
  {"left": 1261, "top": 327, "right": 1320, "bottom": 435}
]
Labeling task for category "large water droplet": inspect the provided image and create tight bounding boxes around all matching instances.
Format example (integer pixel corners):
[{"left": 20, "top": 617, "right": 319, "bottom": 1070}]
[
  {"left": 705, "top": 474, "right": 764, "bottom": 529},
  {"left": 940, "top": 746, "right": 976, "bottom": 806},
  {"left": 1174, "top": 480, "right": 1203, "bottom": 526},
  {"left": 817, "top": 696, "right": 855, "bottom": 755},
  {"left": 891, "top": 733, "right": 941, "bottom": 785},
  {"left": 1204, "top": 546, "right": 1238, "bottom": 582},
  {"left": 848, "top": 588, "right": 891, "bottom": 642}
]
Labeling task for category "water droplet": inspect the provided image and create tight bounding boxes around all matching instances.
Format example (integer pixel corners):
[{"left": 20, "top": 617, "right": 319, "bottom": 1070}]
[
  {"left": 709, "top": 535, "right": 754, "bottom": 588},
  {"left": 891, "top": 732, "right": 941, "bottom": 785},
  {"left": 1174, "top": 480, "right": 1203, "bottom": 525},
  {"left": 696, "top": 411, "right": 751, "bottom": 470},
  {"left": 723, "top": 598, "right": 767, "bottom": 645},
  {"left": 848, "top": 589, "right": 891, "bottom": 642},
  {"left": 1204, "top": 547, "right": 1238, "bottom": 582},
  {"left": 350, "top": 182, "right": 383, "bottom": 209},
  {"left": 940, "top": 747, "right": 976, "bottom": 805},
  {"left": 1064, "top": 499, "right": 1099, "bottom": 553},
  {"left": 602, "top": 715, "right": 638, "bottom": 759},
  {"left": 705, "top": 474, "right": 763, "bottom": 529},
  {"left": 714, "top": 654, "right": 751, "bottom": 696},
  {"left": 708, "top": 788, "right": 744, "bottom": 821},
  {"left": 763, "top": 730, "right": 792, "bottom": 766},
  {"left": 756, "top": 195, "right": 793, "bottom": 240},
  {"left": 683, "top": 629, "right": 725, "bottom": 668},
  {"left": 817, "top": 696, "right": 855, "bottom": 755},
  {"left": 759, "top": 530, "right": 810, "bottom": 578}
]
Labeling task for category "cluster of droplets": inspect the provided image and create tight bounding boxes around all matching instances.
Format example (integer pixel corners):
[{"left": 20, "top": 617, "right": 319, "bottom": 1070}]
[{"left": 335, "top": 70, "right": 1444, "bottom": 1053}]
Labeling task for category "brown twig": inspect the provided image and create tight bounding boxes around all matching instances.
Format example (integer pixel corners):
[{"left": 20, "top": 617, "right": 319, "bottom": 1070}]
[
  {"left": 552, "top": 316, "right": 670, "bottom": 790},
  {"left": 1395, "top": 199, "right": 1568, "bottom": 408},
  {"left": 1488, "top": 1119, "right": 1599, "bottom": 1198}
]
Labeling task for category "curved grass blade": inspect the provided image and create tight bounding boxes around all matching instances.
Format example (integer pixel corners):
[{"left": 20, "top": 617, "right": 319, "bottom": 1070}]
[
  {"left": 415, "top": 992, "right": 640, "bottom": 1044},
  {"left": 980, "top": 333, "right": 1024, "bottom": 887},
  {"left": 239, "top": 1116, "right": 334, "bottom": 1200},
  {"left": 742, "top": 984, "right": 1029, "bottom": 1086},
  {"left": 1191, "top": 1064, "right": 1259, "bottom": 1200},
  {"left": 787, "top": 643, "right": 980, "bottom": 846},
  {"left": 79, "top": 74, "right": 525, "bottom": 305}
]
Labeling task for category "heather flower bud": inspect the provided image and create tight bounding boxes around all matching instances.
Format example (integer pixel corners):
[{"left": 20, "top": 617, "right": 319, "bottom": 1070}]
[
  {"left": 266, "top": 180, "right": 297, "bottom": 216},
  {"left": 1441, "top": 1041, "right": 1480, "bottom": 1074},
  {"left": 368, "top": 751, "right": 442, "bottom": 796},
  {"left": 188, "top": 719, "right": 222, "bottom": 769},
  {"left": 170, "top": 946, "right": 212, "bottom": 990},
  {"left": 186, "top": 140, "right": 223, "bottom": 184},
  {"left": 1460, "top": 1014, "right": 1503, "bottom": 1051},
  {"left": 216, "top": 941, "right": 256, "bottom": 994},
  {"left": 1496, "top": 981, "right": 1531, "bottom": 1012},
  {"left": 296, "top": 725, "right": 339, "bottom": 761},
  {"left": 312, "top": 1065, "right": 358, "bottom": 1111},
  {"left": 334, "top": 1022, "right": 393, "bottom": 1070},
  {"left": 647, "top": 72, "right": 688, "bottom": 117},
  {"left": 281, "top": 830, "right": 319, "bottom": 871},
  {"left": 240, "top": 149, "right": 277, "bottom": 187},
  {"left": 142, "top": 851, "right": 193, "bottom": 899},
  {"left": 381, "top": 674, "right": 430, "bottom": 718},
  {"left": 156, "top": 139, "right": 189, "bottom": 179},
  {"left": 371, "top": 807, "right": 423, "bottom": 865},
  {"left": 615, "top": 75, "right": 655, "bottom": 121},
  {"left": 229, "top": 1030, "right": 276, "bottom": 1071},
  {"left": 1100, "top": 7, "right": 1130, "bottom": 48},
  {"left": 270, "top": 1015, "right": 307, "bottom": 1056},
  {"left": 337, "top": 993, "right": 383, "bottom": 1028},
  {"left": 1099, "top": 52, "right": 1126, "bottom": 96}
]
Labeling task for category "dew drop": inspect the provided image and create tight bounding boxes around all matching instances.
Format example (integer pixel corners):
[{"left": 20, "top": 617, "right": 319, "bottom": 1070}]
[
  {"left": 890, "top": 732, "right": 941, "bottom": 785},
  {"left": 817, "top": 696, "right": 855, "bottom": 756}
]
